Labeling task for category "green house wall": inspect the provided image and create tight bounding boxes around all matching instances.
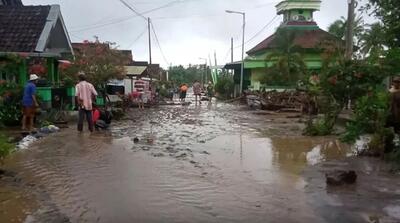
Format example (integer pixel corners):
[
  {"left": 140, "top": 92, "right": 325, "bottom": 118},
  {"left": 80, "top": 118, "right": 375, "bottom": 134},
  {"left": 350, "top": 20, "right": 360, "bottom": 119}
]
[{"left": 244, "top": 51, "right": 323, "bottom": 90}]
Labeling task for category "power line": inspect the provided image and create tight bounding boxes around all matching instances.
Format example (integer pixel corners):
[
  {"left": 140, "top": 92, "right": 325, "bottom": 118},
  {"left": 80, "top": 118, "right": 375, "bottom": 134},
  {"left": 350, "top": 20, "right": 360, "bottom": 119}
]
[
  {"left": 231, "top": 1, "right": 293, "bottom": 50},
  {"left": 150, "top": 21, "right": 170, "bottom": 65},
  {"left": 118, "top": 0, "right": 147, "bottom": 21},
  {"left": 242, "top": 15, "right": 279, "bottom": 46},
  {"left": 70, "top": 0, "right": 185, "bottom": 33},
  {"left": 126, "top": 26, "right": 148, "bottom": 49}
]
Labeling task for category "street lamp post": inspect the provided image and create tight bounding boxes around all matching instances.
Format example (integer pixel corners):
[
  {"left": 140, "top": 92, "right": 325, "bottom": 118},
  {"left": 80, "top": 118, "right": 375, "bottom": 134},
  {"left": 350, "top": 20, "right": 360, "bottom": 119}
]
[
  {"left": 199, "top": 57, "right": 207, "bottom": 86},
  {"left": 226, "top": 10, "right": 245, "bottom": 95}
]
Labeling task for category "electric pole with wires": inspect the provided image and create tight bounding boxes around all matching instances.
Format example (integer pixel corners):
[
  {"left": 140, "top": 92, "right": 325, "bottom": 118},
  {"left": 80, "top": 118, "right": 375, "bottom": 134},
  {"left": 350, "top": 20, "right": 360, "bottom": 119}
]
[{"left": 148, "top": 17, "right": 152, "bottom": 65}]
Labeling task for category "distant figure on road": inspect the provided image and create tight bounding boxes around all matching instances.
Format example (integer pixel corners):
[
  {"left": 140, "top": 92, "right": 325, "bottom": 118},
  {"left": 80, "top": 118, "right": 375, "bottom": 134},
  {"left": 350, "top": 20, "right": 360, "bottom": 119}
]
[
  {"left": 22, "top": 74, "right": 39, "bottom": 131},
  {"left": 75, "top": 72, "right": 98, "bottom": 132},
  {"left": 206, "top": 81, "right": 214, "bottom": 103},
  {"left": 193, "top": 80, "right": 202, "bottom": 104},
  {"left": 180, "top": 84, "right": 188, "bottom": 102},
  {"left": 135, "top": 78, "right": 146, "bottom": 109}
]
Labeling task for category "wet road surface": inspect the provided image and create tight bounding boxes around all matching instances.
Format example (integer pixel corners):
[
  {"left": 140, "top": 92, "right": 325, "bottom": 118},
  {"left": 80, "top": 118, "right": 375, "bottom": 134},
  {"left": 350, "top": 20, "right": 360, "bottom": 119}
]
[{"left": 1, "top": 102, "right": 400, "bottom": 223}]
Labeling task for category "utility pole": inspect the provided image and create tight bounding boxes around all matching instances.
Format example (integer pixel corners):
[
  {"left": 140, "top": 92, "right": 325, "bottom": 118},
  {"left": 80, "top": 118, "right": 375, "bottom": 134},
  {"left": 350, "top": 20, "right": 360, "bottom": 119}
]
[
  {"left": 208, "top": 54, "right": 213, "bottom": 84},
  {"left": 226, "top": 10, "right": 245, "bottom": 95},
  {"left": 231, "top": 37, "right": 234, "bottom": 63},
  {"left": 345, "top": 0, "right": 356, "bottom": 60},
  {"left": 214, "top": 51, "right": 217, "bottom": 67},
  {"left": 148, "top": 17, "right": 152, "bottom": 64}
]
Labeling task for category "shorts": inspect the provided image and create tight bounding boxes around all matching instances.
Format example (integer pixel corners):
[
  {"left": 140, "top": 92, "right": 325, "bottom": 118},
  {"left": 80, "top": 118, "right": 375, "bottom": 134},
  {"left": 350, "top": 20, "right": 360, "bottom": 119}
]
[
  {"left": 180, "top": 91, "right": 187, "bottom": 99},
  {"left": 23, "top": 106, "right": 36, "bottom": 118}
]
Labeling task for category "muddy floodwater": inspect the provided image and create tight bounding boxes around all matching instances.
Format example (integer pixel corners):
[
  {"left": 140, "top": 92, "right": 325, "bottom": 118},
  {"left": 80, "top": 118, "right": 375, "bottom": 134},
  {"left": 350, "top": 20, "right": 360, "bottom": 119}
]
[{"left": 1, "top": 101, "right": 400, "bottom": 223}]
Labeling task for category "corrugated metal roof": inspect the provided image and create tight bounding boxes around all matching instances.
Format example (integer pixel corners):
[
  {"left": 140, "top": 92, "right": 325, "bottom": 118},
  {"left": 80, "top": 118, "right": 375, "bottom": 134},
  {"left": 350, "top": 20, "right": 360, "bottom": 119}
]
[{"left": 125, "top": 66, "right": 147, "bottom": 75}]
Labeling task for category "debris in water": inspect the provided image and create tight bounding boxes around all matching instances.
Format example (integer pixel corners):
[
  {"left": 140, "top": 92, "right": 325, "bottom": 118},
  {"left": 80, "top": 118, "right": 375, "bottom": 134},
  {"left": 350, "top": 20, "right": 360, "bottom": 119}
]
[
  {"left": 175, "top": 152, "right": 187, "bottom": 159},
  {"left": 133, "top": 137, "right": 139, "bottom": 143},
  {"left": 306, "top": 145, "right": 324, "bottom": 165},
  {"left": 152, "top": 153, "right": 165, "bottom": 157},
  {"left": 201, "top": 151, "right": 210, "bottom": 155},
  {"left": 326, "top": 170, "right": 357, "bottom": 186},
  {"left": 16, "top": 135, "right": 38, "bottom": 150}
]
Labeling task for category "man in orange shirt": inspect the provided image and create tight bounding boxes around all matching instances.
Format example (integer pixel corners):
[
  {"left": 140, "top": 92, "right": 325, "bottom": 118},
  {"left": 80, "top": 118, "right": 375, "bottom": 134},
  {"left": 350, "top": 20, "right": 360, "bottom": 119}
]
[{"left": 180, "top": 84, "right": 188, "bottom": 102}]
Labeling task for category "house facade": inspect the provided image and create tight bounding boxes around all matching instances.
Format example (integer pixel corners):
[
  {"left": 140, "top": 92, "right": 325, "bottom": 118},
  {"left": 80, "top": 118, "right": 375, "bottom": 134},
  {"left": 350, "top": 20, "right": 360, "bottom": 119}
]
[
  {"left": 244, "top": 0, "right": 342, "bottom": 90},
  {"left": 0, "top": 4, "right": 74, "bottom": 108}
]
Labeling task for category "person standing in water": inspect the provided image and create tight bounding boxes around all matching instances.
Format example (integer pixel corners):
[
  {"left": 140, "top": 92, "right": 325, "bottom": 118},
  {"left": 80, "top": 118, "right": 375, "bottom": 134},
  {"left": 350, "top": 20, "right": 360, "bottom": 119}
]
[
  {"left": 75, "top": 72, "right": 98, "bottom": 132},
  {"left": 22, "top": 74, "right": 39, "bottom": 131},
  {"left": 193, "top": 80, "right": 202, "bottom": 105},
  {"left": 180, "top": 84, "right": 188, "bottom": 102},
  {"left": 206, "top": 81, "right": 214, "bottom": 103}
]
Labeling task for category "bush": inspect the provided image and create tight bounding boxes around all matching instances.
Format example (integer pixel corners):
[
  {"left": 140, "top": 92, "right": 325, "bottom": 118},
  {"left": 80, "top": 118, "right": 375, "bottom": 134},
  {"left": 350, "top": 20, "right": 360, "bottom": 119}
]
[
  {"left": 304, "top": 95, "right": 341, "bottom": 136},
  {"left": 341, "top": 90, "right": 390, "bottom": 143},
  {"left": 215, "top": 76, "right": 234, "bottom": 99},
  {"left": 0, "top": 135, "right": 14, "bottom": 164},
  {"left": 0, "top": 81, "right": 23, "bottom": 127}
]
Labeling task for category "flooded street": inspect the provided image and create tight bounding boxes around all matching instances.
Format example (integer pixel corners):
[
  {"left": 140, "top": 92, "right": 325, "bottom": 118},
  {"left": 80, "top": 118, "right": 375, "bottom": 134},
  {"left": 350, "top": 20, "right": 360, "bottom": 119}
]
[{"left": 1, "top": 101, "right": 400, "bottom": 223}]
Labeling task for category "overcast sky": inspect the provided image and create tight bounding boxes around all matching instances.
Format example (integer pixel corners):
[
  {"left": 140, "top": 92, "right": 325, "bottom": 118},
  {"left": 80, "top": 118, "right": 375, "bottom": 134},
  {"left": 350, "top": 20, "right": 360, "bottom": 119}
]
[{"left": 22, "top": 0, "right": 373, "bottom": 68}]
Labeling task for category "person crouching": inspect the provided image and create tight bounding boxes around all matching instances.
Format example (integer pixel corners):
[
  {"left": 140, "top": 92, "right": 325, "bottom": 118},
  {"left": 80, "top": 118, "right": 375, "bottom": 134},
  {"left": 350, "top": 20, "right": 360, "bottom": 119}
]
[{"left": 92, "top": 105, "right": 112, "bottom": 130}]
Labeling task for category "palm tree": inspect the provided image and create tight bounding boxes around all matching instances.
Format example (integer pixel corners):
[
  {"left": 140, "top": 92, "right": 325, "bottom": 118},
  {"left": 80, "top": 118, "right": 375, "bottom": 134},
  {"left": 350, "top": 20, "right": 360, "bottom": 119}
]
[
  {"left": 327, "top": 16, "right": 365, "bottom": 45},
  {"left": 360, "top": 22, "right": 386, "bottom": 60},
  {"left": 264, "top": 28, "right": 307, "bottom": 86},
  {"left": 328, "top": 18, "right": 346, "bottom": 39}
]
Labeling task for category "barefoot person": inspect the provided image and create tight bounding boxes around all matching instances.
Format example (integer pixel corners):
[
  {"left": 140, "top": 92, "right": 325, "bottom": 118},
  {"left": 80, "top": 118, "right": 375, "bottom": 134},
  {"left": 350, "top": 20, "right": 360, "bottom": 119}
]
[
  {"left": 180, "top": 84, "right": 188, "bottom": 102},
  {"left": 193, "top": 80, "right": 202, "bottom": 105},
  {"left": 75, "top": 72, "right": 98, "bottom": 132},
  {"left": 206, "top": 81, "right": 214, "bottom": 103},
  {"left": 22, "top": 74, "right": 39, "bottom": 131}
]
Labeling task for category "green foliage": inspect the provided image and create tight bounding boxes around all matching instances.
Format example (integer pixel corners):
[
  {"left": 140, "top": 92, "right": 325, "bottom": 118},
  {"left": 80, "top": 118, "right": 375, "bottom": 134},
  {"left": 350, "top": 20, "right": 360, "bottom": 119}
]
[
  {"left": 60, "top": 40, "right": 127, "bottom": 89},
  {"left": 262, "top": 28, "right": 307, "bottom": 86},
  {"left": 215, "top": 75, "right": 234, "bottom": 99},
  {"left": 304, "top": 95, "right": 341, "bottom": 136},
  {"left": 327, "top": 16, "right": 365, "bottom": 43},
  {"left": 360, "top": 22, "right": 387, "bottom": 61},
  {"left": 0, "top": 134, "right": 14, "bottom": 164},
  {"left": 304, "top": 45, "right": 390, "bottom": 136},
  {"left": 0, "top": 81, "right": 23, "bottom": 126},
  {"left": 0, "top": 54, "right": 24, "bottom": 76},
  {"left": 320, "top": 60, "right": 390, "bottom": 107},
  {"left": 169, "top": 65, "right": 209, "bottom": 85},
  {"left": 341, "top": 90, "right": 390, "bottom": 143},
  {"left": 364, "top": 0, "right": 400, "bottom": 48}
]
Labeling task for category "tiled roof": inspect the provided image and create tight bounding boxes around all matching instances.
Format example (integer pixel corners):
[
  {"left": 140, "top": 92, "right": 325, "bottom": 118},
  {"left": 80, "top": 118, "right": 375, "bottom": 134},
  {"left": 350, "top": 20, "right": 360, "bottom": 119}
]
[
  {"left": 0, "top": 0, "right": 23, "bottom": 6},
  {"left": 0, "top": 6, "right": 50, "bottom": 52},
  {"left": 247, "top": 28, "right": 340, "bottom": 55}
]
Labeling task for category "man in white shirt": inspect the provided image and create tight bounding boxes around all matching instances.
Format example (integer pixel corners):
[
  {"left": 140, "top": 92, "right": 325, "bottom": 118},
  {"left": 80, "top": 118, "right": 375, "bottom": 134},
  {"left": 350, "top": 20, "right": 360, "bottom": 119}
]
[{"left": 75, "top": 72, "right": 98, "bottom": 132}]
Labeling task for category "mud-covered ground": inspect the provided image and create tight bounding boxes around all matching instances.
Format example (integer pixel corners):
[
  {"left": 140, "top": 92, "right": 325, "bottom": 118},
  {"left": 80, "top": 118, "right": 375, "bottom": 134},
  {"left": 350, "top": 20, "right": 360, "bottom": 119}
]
[{"left": 1, "top": 100, "right": 400, "bottom": 223}]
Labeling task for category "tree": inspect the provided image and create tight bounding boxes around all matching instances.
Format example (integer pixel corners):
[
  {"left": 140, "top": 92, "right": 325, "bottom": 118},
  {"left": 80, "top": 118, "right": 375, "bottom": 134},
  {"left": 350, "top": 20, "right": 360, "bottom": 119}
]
[
  {"left": 328, "top": 18, "right": 346, "bottom": 40},
  {"left": 263, "top": 28, "right": 307, "bottom": 86},
  {"left": 61, "top": 40, "right": 127, "bottom": 90},
  {"left": 168, "top": 64, "right": 209, "bottom": 85},
  {"left": 360, "top": 22, "right": 386, "bottom": 60},
  {"left": 364, "top": 0, "right": 400, "bottom": 48}
]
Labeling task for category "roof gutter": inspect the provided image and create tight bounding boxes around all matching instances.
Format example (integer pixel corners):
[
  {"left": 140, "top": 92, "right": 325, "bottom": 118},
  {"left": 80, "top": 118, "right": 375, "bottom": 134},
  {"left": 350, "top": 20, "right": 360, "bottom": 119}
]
[{"left": 0, "top": 52, "right": 61, "bottom": 58}]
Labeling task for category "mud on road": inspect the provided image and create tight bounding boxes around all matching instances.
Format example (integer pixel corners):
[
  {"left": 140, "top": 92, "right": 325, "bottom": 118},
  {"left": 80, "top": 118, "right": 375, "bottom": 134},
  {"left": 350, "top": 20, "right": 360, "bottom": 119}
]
[{"left": 1, "top": 103, "right": 400, "bottom": 223}]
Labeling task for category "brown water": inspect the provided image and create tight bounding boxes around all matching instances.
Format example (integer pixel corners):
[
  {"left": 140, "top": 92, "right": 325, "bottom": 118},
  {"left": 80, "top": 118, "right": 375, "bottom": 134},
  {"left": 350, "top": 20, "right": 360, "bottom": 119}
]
[{"left": 1, "top": 102, "right": 400, "bottom": 223}]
